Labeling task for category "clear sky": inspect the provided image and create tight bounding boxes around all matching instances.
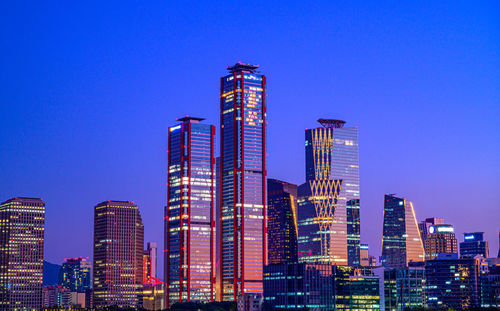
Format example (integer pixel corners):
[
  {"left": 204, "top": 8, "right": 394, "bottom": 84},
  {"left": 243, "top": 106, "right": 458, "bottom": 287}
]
[{"left": 1, "top": 1, "right": 499, "bottom": 274}]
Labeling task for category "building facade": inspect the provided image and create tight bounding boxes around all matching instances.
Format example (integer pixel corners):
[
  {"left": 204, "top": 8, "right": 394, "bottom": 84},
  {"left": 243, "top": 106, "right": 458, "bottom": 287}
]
[
  {"left": 267, "top": 179, "right": 298, "bottom": 264},
  {"left": 93, "top": 200, "right": 144, "bottom": 308},
  {"left": 58, "top": 257, "right": 91, "bottom": 292},
  {"left": 418, "top": 217, "right": 444, "bottom": 244},
  {"left": 165, "top": 117, "right": 216, "bottom": 306},
  {"left": 0, "top": 197, "right": 45, "bottom": 311},
  {"left": 381, "top": 195, "right": 425, "bottom": 268},
  {"left": 333, "top": 266, "right": 380, "bottom": 311},
  {"left": 220, "top": 62, "right": 267, "bottom": 300},
  {"left": 424, "top": 224, "right": 458, "bottom": 260},
  {"left": 374, "top": 265, "right": 426, "bottom": 311},
  {"left": 143, "top": 242, "right": 157, "bottom": 284},
  {"left": 298, "top": 119, "right": 359, "bottom": 265},
  {"left": 425, "top": 253, "right": 484, "bottom": 309},
  {"left": 460, "top": 232, "right": 489, "bottom": 258},
  {"left": 263, "top": 262, "right": 333, "bottom": 310}
]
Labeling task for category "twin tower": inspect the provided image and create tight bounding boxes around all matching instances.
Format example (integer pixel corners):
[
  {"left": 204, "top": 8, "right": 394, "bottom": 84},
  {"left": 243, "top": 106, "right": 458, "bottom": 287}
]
[{"left": 164, "top": 63, "right": 360, "bottom": 306}]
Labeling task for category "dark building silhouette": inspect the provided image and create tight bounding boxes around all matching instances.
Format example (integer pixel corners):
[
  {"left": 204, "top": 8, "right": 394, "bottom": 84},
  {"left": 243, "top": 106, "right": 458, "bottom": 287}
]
[{"left": 267, "top": 179, "right": 298, "bottom": 264}]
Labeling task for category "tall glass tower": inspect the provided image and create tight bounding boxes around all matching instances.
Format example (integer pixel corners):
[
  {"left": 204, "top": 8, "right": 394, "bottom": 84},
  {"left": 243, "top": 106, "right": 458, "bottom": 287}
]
[
  {"left": 298, "top": 119, "right": 359, "bottom": 265},
  {"left": 381, "top": 195, "right": 425, "bottom": 268},
  {"left": 220, "top": 62, "right": 267, "bottom": 300},
  {"left": 165, "top": 117, "right": 215, "bottom": 306}
]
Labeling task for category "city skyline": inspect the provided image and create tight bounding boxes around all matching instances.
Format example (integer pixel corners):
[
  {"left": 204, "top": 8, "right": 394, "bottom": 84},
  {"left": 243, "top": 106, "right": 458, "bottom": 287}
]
[{"left": 0, "top": 1, "right": 499, "bottom": 279}]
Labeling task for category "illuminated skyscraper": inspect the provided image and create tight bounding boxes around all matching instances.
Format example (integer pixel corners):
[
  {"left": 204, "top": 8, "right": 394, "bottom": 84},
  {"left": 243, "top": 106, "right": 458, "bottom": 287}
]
[
  {"left": 219, "top": 62, "right": 267, "bottom": 300},
  {"left": 298, "top": 119, "right": 359, "bottom": 265},
  {"left": 59, "top": 257, "right": 91, "bottom": 292},
  {"left": 381, "top": 195, "right": 425, "bottom": 268},
  {"left": 0, "top": 197, "right": 45, "bottom": 311},
  {"left": 460, "top": 232, "right": 489, "bottom": 258},
  {"left": 424, "top": 224, "right": 458, "bottom": 260},
  {"left": 267, "top": 179, "right": 298, "bottom": 264},
  {"left": 165, "top": 117, "right": 215, "bottom": 306},
  {"left": 93, "top": 200, "right": 144, "bottom": 308},
  {"left": 418, "top": 217, "right": 444, "bottom": 243}
]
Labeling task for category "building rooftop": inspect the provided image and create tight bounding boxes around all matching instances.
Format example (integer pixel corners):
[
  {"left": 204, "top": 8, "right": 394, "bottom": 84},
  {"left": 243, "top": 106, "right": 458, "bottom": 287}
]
[
  {"left": 227, "top": 62, "right": 260, "bottom": 73},
  {"left": 317, "top": 119, "right": 346, "bottom": 128},
  {"left": 176, "top": 116, "right": 205, "bottom": 123}
]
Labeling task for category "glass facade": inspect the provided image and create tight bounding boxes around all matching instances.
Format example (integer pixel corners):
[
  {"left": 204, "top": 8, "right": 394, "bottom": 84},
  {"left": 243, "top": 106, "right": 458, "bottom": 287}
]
[
  {"left": 165, "top": 117, "right": 215, "bottom": 306},
  {"left": 381, "top": 195, "right": 425, "bottom": 268},
  {"left": 267, "top": 179, "right": 298, "bottom": 265},
  {"left": 374, "top": 265, "right": 425, "bottom": 311},
  {"left": 58, "top": 257, "right": 91, "bottom": 292},
  {"left": 298, "top": 119, "right": 359, "bottom": 265},
  {"left": 93, "top": 200, "right": 144, "bottom": 308},
  {"left": 220, "top": 63, "right": 266, "bottom": 300},
  {"left": 333, "top": 266, "right": 380, "bottom": 311},
  {"left": 425, "top": 254, "right": 484, "bottom": 309},
  {"left": 460, "top": 232, "right": 489, "bottom": 258},
  {"left": 0, "top": 197, "right": 45, "bottom": 311},
  {"left": 263, "top": 262, "right": 333, "bottom": 310}
]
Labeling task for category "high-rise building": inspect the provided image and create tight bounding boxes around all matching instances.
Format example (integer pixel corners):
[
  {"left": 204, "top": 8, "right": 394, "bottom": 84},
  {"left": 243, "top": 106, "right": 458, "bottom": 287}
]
[
  {"left": 267, "top": 178, "right": 298, "bottom": 264},
  {"left": 0, "top": 197, "right": 45, "bottom": 311},
  {"left": 93, "top": 200, "right": 144, "bottom": 308},
  {"left": 360, "top": 244, "right": 370, "bottom": 266},
  {"left": 424, "top": 224, "right": 458, "bottom": 260},
  {"left": 298, "top": 119, "right": 359, "bottom": 265},
  {"left": 58, "top": 257, "right": 91, "bottom": 292},
  {"left": 381, "top": 195, "right": 425, "bottom": 268},
  {"left": 425, "top": 253, "right": 485, "bottom": 309},
  {"left": 219, "top": 62, "right": 267, "bottom": 300},
  {"left": 374, "top": 264, "right": 426, "bottom": 311},
  {"left": 143, "top": 242, "right": 157, "bottom": 284},
  {"left": 165, "top": 116, "right": 216, "bottom": 306},
  {"left": 263, "top": 262, "right": 334, "bottom": 310},
  {"left": 460, "top": 232, "right": 489, "bottom": 258},
  {"left": 333, "top": 266, "right": 380, "bottom": 311},
  {"left": 418, "top": 217, "right": 444, "bottom": 244}
]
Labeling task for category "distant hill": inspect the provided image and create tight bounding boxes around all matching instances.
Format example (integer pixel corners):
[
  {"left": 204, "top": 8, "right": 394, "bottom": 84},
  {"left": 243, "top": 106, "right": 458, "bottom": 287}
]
[{"left": 43, "top": 260, "right": 61, "bottom": 286}]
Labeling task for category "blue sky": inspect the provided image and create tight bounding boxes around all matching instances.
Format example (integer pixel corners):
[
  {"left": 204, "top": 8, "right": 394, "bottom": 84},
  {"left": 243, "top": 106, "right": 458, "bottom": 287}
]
[{"left": 0, "top": 1, "right": 499, "bottom": 273}]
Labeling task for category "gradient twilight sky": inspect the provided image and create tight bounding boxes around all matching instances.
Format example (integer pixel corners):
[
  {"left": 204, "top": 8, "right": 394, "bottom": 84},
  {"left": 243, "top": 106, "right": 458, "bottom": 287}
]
[{"left": 1, "top": 1, "right": 499, "bottom": 274}]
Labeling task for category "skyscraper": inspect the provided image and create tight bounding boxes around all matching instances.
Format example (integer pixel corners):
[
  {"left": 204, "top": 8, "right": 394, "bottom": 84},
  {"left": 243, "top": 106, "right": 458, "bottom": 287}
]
[
  {"left": 424, "top": 224, "right": 458, "bottom": 260},
  {"left": 298, "top": 119, "right": 359, "bottom": 265},
  {"left": 93, "top": 200, "right": 144, "bottom": 308},
  {"left": 381, "top": 195, "right": 425, "bottom": 268},
  {"left": 58, "top": 257, "right": 91, "bottom": 292},
  {"left": 0, "top": 197, "right": 45, "bottom": 311},
  {"left": 418, "top": 217, "right": 444, "bottom": 243},
  {"left": 267, "top": 179, "right": 298, "bottom": 264},
  {"left": 460, "top": 232, "right": 489, "bottom": 258},
  {"left": 219, "top": 62, "right": 267, "bottom": 300},
  {"left": 165, "top": 117, "right": 215, "bottom": 306}
]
